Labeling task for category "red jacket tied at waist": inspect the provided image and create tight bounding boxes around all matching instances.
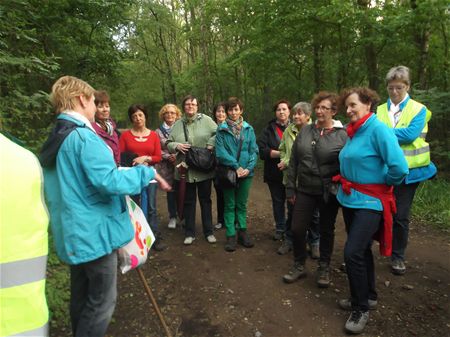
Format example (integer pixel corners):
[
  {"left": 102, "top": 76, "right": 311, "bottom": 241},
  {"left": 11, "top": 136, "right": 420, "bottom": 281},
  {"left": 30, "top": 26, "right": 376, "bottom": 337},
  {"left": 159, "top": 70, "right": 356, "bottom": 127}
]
[{"left": 332, "top": 174, "right": 397, "bottom": 256}]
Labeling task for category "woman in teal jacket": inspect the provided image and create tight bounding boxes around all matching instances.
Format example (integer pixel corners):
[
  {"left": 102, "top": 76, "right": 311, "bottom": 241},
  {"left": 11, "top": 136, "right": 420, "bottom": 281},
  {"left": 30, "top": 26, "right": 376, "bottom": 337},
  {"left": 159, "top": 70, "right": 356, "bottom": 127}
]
[{"left": 215, "top": 97, "right": 258, "bottom": 252}]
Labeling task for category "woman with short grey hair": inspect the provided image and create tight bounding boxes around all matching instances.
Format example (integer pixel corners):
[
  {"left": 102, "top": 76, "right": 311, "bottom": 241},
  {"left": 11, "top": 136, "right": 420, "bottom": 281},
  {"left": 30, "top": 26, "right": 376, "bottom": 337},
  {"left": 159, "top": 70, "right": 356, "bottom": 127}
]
[{"left": 376, "top": 65, "right": 437, "bottom": 276}]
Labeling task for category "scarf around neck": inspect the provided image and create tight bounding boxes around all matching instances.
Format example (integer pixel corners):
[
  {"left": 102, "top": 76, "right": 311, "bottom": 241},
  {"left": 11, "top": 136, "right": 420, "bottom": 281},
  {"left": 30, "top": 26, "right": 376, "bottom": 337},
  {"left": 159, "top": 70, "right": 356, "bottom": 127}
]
[
  {"left": 226, "top": 116, "right": 243, "bottom": 138},
  {"left": 347, "top": 112, "right": 373, "bottom": 139}
]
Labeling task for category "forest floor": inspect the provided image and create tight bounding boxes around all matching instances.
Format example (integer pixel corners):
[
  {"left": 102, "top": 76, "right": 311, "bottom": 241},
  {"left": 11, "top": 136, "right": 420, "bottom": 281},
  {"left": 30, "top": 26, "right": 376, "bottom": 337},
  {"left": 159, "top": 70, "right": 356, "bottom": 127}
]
[{"left": 55, "top": 171, "right": 450, "bottom": 337}]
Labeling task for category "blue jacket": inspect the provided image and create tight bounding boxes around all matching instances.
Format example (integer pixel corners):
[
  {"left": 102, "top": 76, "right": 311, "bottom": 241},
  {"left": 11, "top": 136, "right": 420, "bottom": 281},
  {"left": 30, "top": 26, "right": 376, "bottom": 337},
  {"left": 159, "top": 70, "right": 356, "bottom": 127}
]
[
  {"left": 337, "top": 114, "right": 409, "bottom": 211},
  {"left": 41, "top": 114, "right": 155, "bottom": 265},
  {"left": 382, "top": 97, "right": 437, "bottom": 184},
  {"left": 215, "top": 120, "right": 258, "bottom": 176}
]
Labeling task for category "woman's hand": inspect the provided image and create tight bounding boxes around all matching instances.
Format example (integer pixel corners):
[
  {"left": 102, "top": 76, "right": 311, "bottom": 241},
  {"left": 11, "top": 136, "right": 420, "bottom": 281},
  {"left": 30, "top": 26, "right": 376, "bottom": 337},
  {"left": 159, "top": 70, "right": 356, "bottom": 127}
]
[
  {"left": 277, "top": 161, "right": 287, "bottom": 171},
  {"left": 236, "top": 167, "right": 249, "bottom": 178},
  {"left": 155, "top": 173, "right": 171, "bottom": 192},
  {"left": 287, "top": 195, "right": 296, "bottom": 205},
  {"left": 176, "top": 143, "right": 191, "bottom": 154},
  {"left": 168, "top": 154, "right": 177, "bottom": 164},
  {"left": 133, "top": 156, "right": 150, "bottom": 166}
]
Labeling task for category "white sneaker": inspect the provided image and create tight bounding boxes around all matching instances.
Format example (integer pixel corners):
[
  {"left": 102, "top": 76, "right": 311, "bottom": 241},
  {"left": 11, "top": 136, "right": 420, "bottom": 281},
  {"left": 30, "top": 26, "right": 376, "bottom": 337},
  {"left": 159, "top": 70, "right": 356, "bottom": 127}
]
[
  {"left": 214, "top": 223, "right": 223, "bottom": 230},
  {"left": 167, "top": 218, "right": 177, "bottom": 229},
  {"left": 183, "top": 237, "right": 195, "bottom": 245},
  {"left": 206, "top": 235, "right": 217, "bottom": 243}
]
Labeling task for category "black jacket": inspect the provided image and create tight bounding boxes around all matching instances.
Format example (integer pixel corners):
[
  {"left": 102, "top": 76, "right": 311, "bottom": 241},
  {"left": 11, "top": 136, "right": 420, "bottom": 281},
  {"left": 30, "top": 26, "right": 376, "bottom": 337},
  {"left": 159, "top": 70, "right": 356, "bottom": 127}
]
[{"left": 257, "top": 119, "right": 287, "bottom": 183}]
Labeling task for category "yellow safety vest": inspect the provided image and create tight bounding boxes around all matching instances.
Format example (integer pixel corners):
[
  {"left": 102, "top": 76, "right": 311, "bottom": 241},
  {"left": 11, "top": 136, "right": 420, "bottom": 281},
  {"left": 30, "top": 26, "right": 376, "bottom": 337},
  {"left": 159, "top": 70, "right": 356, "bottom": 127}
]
[
  {"left": 0, "top": 134, "right": 49, "bottom": 337},
  {"left": 377, "top": 99, "right": 432, "bottom": 169}
]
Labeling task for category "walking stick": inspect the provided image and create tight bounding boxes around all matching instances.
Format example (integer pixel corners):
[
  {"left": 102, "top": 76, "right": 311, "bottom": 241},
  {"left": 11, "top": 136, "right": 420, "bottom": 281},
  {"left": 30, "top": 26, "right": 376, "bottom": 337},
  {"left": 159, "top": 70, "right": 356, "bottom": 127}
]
[{"left": 136, "top": 268, "right": 173, "bottom": 337}]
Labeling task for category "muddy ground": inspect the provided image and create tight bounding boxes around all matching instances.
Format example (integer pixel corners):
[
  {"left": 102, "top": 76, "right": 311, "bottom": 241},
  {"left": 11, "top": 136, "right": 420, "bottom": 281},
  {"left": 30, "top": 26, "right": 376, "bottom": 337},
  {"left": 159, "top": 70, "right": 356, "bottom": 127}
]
[{"left": 54, "top": 171, "right": 450, "bottom": 337}]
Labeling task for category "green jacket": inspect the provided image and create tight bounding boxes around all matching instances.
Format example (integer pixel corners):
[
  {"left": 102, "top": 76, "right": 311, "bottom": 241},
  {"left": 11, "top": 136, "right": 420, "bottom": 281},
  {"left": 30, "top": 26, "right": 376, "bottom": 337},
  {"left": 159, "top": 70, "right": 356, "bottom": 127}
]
[
  {"left": 279, "top": 121, "right": 310, "bottom": 185},
  {"left": 167, "top": 113, "right": 217, "bottom": 182}
]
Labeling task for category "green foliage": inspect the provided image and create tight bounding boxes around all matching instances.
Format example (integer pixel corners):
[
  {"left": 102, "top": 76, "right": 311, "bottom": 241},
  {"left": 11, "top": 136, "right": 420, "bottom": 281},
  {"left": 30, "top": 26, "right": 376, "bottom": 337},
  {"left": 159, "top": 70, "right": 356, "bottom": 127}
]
[
  {"left": 412, "top": 179, "right": 450, "bottom": 230},
  {"left": 46, "top": 235, "right": 70, "bottom": 329}
]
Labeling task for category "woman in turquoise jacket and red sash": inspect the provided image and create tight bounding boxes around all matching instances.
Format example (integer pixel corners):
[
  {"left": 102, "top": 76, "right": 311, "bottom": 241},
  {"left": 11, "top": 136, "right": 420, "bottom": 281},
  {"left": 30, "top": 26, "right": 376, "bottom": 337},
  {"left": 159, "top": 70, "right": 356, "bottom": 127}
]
[{"left": 334, "top": 87, "right": 408, "bottom": 334}]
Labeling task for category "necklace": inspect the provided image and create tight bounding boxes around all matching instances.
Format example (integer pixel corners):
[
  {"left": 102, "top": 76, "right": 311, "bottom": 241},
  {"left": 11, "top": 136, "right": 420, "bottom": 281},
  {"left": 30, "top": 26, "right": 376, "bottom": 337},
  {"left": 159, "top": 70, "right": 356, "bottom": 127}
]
[{"left": 132, "top": 129, "right": 150, "bottom": 142}]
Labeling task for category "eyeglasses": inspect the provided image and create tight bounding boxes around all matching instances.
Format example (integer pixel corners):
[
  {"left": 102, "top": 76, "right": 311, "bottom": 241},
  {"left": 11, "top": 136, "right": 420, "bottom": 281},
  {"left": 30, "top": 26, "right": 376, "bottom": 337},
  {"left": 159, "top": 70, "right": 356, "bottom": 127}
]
[
  {"left": 387, "top": 85, "right": 407, "bottom": 92},
  {"left": 165, "top": 111, "right": 177, "bottom": 115},
  {"left": 315, "top": 105, "right": 333, "bottom": 112}
]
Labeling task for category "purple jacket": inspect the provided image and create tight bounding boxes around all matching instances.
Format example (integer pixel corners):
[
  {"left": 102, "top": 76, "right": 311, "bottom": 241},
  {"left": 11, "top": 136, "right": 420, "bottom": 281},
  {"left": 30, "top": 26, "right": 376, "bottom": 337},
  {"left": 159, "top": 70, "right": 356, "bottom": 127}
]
[{"left": 91, "top": 119, "right": 120, "bottom": 165}]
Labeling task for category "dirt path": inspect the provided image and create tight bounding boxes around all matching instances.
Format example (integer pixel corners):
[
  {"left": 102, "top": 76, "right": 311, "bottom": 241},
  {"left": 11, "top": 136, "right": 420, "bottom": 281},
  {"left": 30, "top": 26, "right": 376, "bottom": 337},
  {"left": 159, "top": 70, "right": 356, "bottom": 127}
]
[{"left": 66, "top": 171, "right": 450, "bottom": 337}]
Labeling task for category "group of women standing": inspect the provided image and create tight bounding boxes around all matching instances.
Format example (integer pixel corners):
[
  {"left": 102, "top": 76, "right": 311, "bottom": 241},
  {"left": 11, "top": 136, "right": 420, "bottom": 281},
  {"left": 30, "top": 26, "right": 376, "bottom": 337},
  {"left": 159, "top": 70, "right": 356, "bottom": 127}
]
[
  {"left": 257, "top": 65, "right": 434, "bottom": 335},
  {"left": 90, "top": 65, "right": 435, "bottom": 335}
]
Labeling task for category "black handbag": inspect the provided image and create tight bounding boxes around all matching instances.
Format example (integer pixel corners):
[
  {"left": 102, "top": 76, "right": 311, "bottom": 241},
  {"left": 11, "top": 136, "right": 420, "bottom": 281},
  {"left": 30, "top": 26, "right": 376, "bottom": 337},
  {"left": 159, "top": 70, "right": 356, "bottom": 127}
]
[
  {"left": 183, "top": 121, "right": 216, "bottom": 172},
  {"left": 215, "top": 136, "right": 244, "bottom": 189}
]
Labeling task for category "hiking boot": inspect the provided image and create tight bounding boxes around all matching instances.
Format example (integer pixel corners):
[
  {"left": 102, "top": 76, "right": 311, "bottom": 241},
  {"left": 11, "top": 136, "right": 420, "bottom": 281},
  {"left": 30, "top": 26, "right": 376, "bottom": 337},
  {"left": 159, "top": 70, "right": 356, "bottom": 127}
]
[
  {"left": 345, "top": 310, "right": 369, "bottom": 334},
  {"left": 167, "top": 217, "right": 177, "bottom": 229},
  {"left": 316, "top": 262, "right": 331, "bottom": 288},
  {"left": 238, "top": 230, "right": 254, "bottom": 248},
  {"left": 338, "top": 298, "right": 378, "bottom": 311},
  {"left": 273, "top": 231, "right": 283, "bottom": 241},
  {"left": 277, "top": 240, "right": 292, "bottom": 255},
  {"left": 310, "top": 244, "right": 320, "bottom": 259},
  {"left": 225, "top": 235, "right": 237, "bottom": 252},
  {"left": 206, "top": 234, "right": 217, "bottom": 243},
  {"left": 153, "top": 239, "right": 167, "bottom": 251},
  {"left": 391, "top": 259, "right": 406, "bottom": 275},
  {"left": 214, "top": 222, "right": 223, "bottom": 230},
  {"left": 282, "top": 262, "right": 307, "bottom": 284},
  {"left": 183, "top": 236, "right": 195, "bottom": 245}
]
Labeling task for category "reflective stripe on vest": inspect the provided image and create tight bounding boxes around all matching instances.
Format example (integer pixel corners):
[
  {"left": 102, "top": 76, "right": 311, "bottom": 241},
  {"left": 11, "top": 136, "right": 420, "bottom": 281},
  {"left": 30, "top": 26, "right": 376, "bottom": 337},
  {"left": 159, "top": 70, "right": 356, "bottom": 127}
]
[
  {"left": 377, "top": 100, "right": 432, "bottom": 169},
  {"left": 10, "top": 322, "right": 49, "bottom": 337},
  {"left": 0, "top": 134, "right": 49, "bottom": 337},
  {"left": 0, "top": 255, "right": 47, "bottom": 288}
]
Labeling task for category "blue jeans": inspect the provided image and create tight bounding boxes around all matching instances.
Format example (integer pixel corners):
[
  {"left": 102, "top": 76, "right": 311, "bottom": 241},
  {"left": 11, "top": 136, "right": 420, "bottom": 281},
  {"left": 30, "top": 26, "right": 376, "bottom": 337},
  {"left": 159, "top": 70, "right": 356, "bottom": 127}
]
[
  {"left": 70, "top": 252, "right": 117, "bottom": 337},
  {"left": 140, "top": 183, "right": 159, "bottom": 235},
  {"left": 392, "top": 182, "right": 419, "bottom": 261},
  {"left": 343, "top": 207, "right": 381, "bottom": 312},
  {"left": 166, "top": 190, "right": 177, "bottom": 219},
  {"left": 267, "top": 182, "right": 286, "bottom": 233}
]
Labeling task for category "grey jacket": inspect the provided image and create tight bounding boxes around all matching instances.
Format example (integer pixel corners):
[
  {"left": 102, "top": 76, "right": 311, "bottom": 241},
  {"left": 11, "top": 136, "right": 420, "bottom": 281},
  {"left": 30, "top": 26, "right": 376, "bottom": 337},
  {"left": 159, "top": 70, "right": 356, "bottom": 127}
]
[{"left": 286, "top": 120, "right": 347, "bottom": 198}]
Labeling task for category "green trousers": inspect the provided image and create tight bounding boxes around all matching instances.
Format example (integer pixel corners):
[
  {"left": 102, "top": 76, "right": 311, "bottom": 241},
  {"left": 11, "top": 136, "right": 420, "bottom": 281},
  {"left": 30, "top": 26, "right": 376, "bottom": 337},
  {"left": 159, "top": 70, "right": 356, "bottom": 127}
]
[{"left": 223, "top": 177, "right": 253, "bottom": 237}]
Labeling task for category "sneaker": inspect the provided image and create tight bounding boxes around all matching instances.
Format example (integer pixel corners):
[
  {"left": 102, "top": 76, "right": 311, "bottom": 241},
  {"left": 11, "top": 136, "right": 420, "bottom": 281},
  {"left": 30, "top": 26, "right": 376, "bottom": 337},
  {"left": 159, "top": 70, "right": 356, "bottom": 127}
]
[
  {"left": 238, "top": 230, "right": 254, "bottom": 248},
  {"left": 345, "top": 310, "right": 369, "bottom": 334},
  {"left": 167, "top": 217, "right": 177, "bottom": 229},
  {"left": 316, "top": 262, "right": 331, "bottom": 288},
  {"left": 338, "top": 298, "right": 378, "bottom": 311},
  {"left": 391, "top": 259, "right": 406, "bottom": 275},
  {"left": 183, "top": 236, "right": 195, "bottom": 245},
  {"left": 206, "top": 234, "right": 217, "bottom": 243},
  {"left": 277, "top": 240, "right": 292, "bottom": 255},
  {"left": 310, "top": 244, "right": 320, "bottom": 259},
  {"left": 214, "top": 222, "right": 223, "bottom": 230},
  {"left": 152, "top": 239, "right": 167, "bottom": 251},
  {"left": 273, "top": 231, "right": 283, "bottom": 241},
  {"left": 225, "top": 235, "right": 237, "bottom": 252},
  {"left": 283, "top": 262, "right": 307, "bottom": 283}
]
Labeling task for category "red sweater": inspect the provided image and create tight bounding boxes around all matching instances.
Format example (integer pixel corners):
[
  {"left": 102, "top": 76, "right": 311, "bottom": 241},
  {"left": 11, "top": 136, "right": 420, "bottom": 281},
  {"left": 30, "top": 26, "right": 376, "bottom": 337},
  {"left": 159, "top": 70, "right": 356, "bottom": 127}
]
[{"left": 119, "top": 130, "right": 162, "bottom": 164}]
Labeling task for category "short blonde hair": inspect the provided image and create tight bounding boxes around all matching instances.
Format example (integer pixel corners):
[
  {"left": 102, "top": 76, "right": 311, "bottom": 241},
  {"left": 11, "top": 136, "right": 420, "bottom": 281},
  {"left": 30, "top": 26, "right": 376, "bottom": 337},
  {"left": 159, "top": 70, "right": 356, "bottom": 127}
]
[
  {"left": 51, "top": 76, "right": 95, "bottom": 114},
  {"left": 158, "top": 104, "right": 182, "bottom": 121}
]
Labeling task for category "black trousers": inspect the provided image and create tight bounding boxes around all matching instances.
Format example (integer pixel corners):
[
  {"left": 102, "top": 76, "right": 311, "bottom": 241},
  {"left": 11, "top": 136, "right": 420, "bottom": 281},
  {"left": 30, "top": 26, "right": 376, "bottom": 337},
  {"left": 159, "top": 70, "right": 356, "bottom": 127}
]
[
  {"left": 291, "top": 191, "right": 339, "bottom": 264},
  {"left": 183, "top": 179, "right": 214, "bottom": 237}
]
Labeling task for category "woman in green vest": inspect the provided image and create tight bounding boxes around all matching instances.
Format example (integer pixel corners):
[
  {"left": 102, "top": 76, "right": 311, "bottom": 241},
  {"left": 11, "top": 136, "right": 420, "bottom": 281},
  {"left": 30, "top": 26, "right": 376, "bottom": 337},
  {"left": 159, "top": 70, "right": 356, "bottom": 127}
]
[{"left": 376, "top": 65, "right": 437, "bottom": 276}]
